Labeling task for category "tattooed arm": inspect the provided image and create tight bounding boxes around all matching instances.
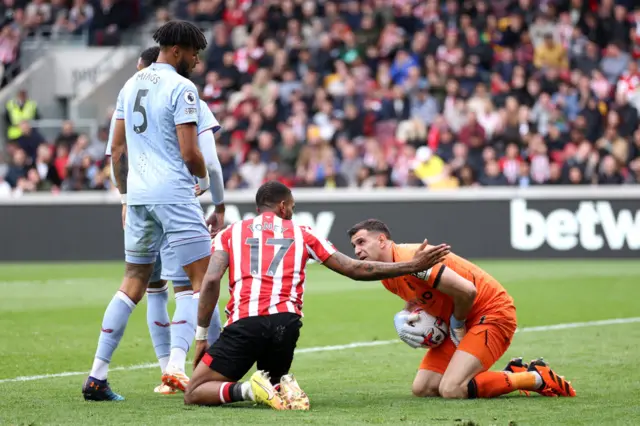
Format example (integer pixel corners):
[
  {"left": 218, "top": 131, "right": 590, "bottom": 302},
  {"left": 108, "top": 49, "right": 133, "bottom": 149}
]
[
  {"left": 197, "top": 250, "right": 228, "bottom": 329},
  {"left": 110, "top": 118, "right": 128, "bottom": 195},
  {"left": 323, "top": 241, "right": 450, "bottom": 281}
]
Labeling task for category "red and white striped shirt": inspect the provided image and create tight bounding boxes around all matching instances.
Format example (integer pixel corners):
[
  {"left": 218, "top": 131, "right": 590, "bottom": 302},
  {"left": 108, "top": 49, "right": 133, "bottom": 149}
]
[{"left": 212, "top": 212, "right": 337, "bottom": 326}]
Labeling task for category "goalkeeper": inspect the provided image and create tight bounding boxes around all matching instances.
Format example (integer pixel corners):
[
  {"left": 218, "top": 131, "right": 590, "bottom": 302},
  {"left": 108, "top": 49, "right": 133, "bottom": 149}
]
[{"left": 347, "top": 219, "right": 576, "bottom": 399}]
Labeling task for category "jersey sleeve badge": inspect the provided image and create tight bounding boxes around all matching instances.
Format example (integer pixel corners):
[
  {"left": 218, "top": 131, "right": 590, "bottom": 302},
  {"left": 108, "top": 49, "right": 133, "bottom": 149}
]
[{"left": 184, "top": 90, "right": 197, "bottom": 105}]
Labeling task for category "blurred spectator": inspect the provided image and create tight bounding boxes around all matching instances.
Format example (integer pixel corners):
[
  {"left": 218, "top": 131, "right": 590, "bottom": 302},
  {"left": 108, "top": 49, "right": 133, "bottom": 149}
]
[
  {"left": 0, "top": 24, "right": 19, "bottom": 83},
  {"left": 480, "top": 159, "right": 509, "bottom": 186},
  {"left": 239, "top": 149, "right": 266, "bottom": 189},
  {"left": 5, "top": 148, "right": 27, "bottom": 187},
  {"left": 61, "top": 0, "right": 95, "bottom": 35},
  {"left": 55, "top": 120, "right": 79, "bottom": 149},
  {"left": 89, "top": 0, "right": 134, "bottom": 46},
  {"left": 534, "top": 33, "right": 569, "bottom": 70},
  {"left": 5, "top": 90, "right": 38, "bottom": 141},
  {"left": 318, "top": 163, "right": 347, "bottom": 189},
  {"left": 14, "top": 121, "right": 45, "bottom": 160},
  {"left": 601, "top": 43, "right": 630, "bottom": 84},
  {"left": 412, "top": 146, "right": 445, "bottom": 187},
  {"left": 33, "top": 143, "right": 61, "bottom": 188}
]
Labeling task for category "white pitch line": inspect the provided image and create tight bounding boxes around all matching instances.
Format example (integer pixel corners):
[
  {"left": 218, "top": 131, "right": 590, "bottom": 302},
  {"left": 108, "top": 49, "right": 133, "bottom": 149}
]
[
  {"left": 515, "top": 317, "right": 640, "bottom": 333},
  {"left": 1, "top": 316, "right": 638, "bottom": 384}
]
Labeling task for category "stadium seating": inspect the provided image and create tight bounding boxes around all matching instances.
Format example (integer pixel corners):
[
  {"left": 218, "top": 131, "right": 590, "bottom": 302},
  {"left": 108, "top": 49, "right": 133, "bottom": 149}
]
[{"left": 1, "top": 0, "right": 640, "bottom": 195}]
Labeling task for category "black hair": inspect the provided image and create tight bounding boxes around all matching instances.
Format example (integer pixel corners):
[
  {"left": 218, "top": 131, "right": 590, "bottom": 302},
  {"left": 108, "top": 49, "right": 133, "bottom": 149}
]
[
  {"left": 255, "top": 181, "right": 292, "bottom": 209},
  {"left": 139, "top": 46, "right": 160, "bottom": 67},
  {"left": 347, "top": 219, "right": 392, "bottom": 239},
  {"left": 152, "top": 20, "right": 207, "bottom": 50}
]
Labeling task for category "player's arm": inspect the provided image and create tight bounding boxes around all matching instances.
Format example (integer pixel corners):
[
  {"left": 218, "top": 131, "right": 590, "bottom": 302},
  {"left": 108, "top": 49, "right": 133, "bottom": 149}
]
[
  {"left": 110, "top": 91, "right": 128, "bottom": 202},
  {"left": 178, "top": 123, "right": 207, "bottom": 178},
  {"left": 200, "top": 129, "right": 226, "bottom": 234},
  {"left": 435, "top": 267, "right": 477, "bottom": 321},
  {"left": 198, "top": 129, "right": 225, "bottom": 204},
  {"left": 197, "top": 250, "right": 228, "bottom": 334},
  {"left": 111, "top": 119, "right": 128, "bottom": 196},
  {"left": 429, "top": 266, "right": 476, "bottom": 346},
  {"left": 303, "top": 227, "right": 449, "bottom": 281},
  {"left": 323, "top": 243, "right": 450, "bottom": 281},
  {"left": 175, "top": 83, "right": 207, "bottom": 179}
]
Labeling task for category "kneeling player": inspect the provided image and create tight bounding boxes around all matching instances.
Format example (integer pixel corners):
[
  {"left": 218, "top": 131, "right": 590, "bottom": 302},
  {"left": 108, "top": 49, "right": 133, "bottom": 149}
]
[{"left": 347, "top": 219, "right": 576, "bottom": 399}]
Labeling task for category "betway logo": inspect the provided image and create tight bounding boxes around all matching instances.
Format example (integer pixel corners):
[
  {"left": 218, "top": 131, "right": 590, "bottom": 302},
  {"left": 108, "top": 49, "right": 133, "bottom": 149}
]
[
  {"left": 204, "top": 205, "right": 335, "bottom": 240},
  {"left": 510, "top": 199, "right": 640, "bottom": 251}
]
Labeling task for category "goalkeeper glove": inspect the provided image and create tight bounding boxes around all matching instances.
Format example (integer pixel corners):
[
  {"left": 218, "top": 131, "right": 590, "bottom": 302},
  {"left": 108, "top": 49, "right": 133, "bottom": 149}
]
[{"left": 394, "top": 310, "right": 425, "bottom": 349}]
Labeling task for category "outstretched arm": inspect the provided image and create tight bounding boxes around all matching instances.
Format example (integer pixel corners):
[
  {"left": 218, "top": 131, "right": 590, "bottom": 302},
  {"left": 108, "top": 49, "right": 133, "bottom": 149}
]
[{"left": 323, "top": 243, "right": 450, "bottom": 281}]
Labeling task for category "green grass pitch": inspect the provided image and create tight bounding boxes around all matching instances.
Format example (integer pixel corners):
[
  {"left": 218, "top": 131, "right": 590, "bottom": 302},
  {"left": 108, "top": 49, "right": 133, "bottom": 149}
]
[{"left": 1, "top": 260, "right": 639, "bottom": 425}]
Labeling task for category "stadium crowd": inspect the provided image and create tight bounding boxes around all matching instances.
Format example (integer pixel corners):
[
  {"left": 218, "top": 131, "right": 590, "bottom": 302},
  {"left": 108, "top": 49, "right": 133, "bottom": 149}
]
[
  {"left": 0, "top": 0, "right": 142, "bottom": 87},
  {"left": 2, "top": 0, "right": 640, "bottom": 196}
]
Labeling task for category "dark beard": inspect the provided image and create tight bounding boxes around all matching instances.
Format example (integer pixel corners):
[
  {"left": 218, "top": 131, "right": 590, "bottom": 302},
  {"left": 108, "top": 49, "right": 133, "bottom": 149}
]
[{"left": 176, "top": 59, "right": 190, "bottom": 77}]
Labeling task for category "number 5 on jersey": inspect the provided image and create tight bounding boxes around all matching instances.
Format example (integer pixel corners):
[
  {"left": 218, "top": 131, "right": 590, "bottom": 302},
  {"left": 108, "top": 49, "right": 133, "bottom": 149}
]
[{"left": 133, "top": 89, "right": 149, "bottom": 134}]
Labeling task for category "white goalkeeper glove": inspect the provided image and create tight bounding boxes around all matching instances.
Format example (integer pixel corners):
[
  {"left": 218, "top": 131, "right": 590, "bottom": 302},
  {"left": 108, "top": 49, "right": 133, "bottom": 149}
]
[
  {"left": 394, "top": 310, "right": 425, "bottom": 349},
  {"left": 449, "top": 315, "right": 467, "bottom": 347}
]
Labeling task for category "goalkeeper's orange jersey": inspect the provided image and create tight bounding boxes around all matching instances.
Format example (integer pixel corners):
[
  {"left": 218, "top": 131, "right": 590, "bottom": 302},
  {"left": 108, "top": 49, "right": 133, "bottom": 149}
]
[{"left": 381, "top": 243, "right": 516, "bottom": 328}]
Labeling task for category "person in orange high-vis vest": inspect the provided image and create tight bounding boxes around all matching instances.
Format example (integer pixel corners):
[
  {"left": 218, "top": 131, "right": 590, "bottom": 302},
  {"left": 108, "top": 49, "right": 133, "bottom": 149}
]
[{"left": 347, "top": 219, "right": 577, "bottom": 400}]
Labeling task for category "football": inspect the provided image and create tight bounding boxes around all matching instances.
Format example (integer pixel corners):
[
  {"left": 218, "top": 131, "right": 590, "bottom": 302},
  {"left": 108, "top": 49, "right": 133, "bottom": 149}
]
[{"left": 406, "top": 309, "right": 449, "bottom": 348}]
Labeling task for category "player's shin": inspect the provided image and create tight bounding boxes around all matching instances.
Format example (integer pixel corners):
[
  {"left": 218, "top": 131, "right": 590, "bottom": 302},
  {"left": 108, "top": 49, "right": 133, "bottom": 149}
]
[
  {"left": 90, "top": 291, "right": 137, "bottom": 380},
  {"left": 146, "top": 284, "right": 171, "bottom": 373},
  {"left": 467, "top": 371, "right": 542, "bottom": 398},
  {"left": 168, "top": 284, "right": 196, "bottom": 373}
]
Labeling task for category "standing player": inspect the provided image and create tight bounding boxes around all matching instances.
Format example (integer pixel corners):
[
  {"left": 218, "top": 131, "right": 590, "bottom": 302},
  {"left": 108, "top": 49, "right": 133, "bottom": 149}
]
[
  {"left": 105, "top": 46, "right": 226, "bottom": 396},
  {"left": 183, "top": 181, "right": 452, "bottom": 410},
  {"left": 83, "top": 21, "right": 210, "bottom": 402},
  {"left": 346, "top": 219, "right": 576, "bottom": 400}
]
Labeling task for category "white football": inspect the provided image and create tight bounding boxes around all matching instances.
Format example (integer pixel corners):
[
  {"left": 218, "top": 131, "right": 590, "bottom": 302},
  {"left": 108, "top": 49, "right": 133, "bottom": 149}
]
[{"left": 406, "top": 309, "right": 448, "bottom": 348}]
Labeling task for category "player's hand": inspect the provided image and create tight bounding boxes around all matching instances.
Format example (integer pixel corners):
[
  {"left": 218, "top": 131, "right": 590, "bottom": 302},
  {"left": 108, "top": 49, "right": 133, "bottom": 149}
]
[
  {"left": 394, "top": 310, "right": 424, "bottom": 349},
  {"left": 193, "top": 340, "right": 208, "bottom": 371},
  {"left": 121, "top": 204, "right": 126, "bottom": 230},
  {"left": 411, "top": 240, "right": 450, "bottom": 272},
  {"left": 195, "top": 183, "right": 207, "bottom": 197},
  {"left": 449, "top": 315, "right": 466, "bottom": 347},
  {"left": 206, "top": 204, "right": 225, "bottom": 238}
]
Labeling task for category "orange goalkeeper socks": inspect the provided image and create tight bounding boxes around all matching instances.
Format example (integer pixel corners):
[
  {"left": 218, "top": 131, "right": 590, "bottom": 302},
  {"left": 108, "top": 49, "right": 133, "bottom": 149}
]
[
  {"left": 510, "top": 371, "right": 541, "bottom": 391},
  {"left": 468, "top": 371, "right": 541, "bottom": 398}
]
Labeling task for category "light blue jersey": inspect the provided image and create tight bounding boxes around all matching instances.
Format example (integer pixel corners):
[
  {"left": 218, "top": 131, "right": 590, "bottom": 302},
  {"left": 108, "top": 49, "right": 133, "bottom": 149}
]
[
  {"left": 106, "top": 99, "right": 218, "bottom": 158},
  {"left": 106, "top": 97, "right": 221, "bottom": 189},
  {"left": 197, "top": 99, "right": 221, "bottom": 136},
  {"left": 115, "top": 62, "right": 202, "bottom": 206}
]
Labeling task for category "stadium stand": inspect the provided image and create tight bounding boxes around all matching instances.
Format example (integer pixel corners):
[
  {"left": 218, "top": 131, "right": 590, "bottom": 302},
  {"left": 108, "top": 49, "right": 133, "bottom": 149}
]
[{"left": 1, "top": 0, "right": 640, "bottom": 196}]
